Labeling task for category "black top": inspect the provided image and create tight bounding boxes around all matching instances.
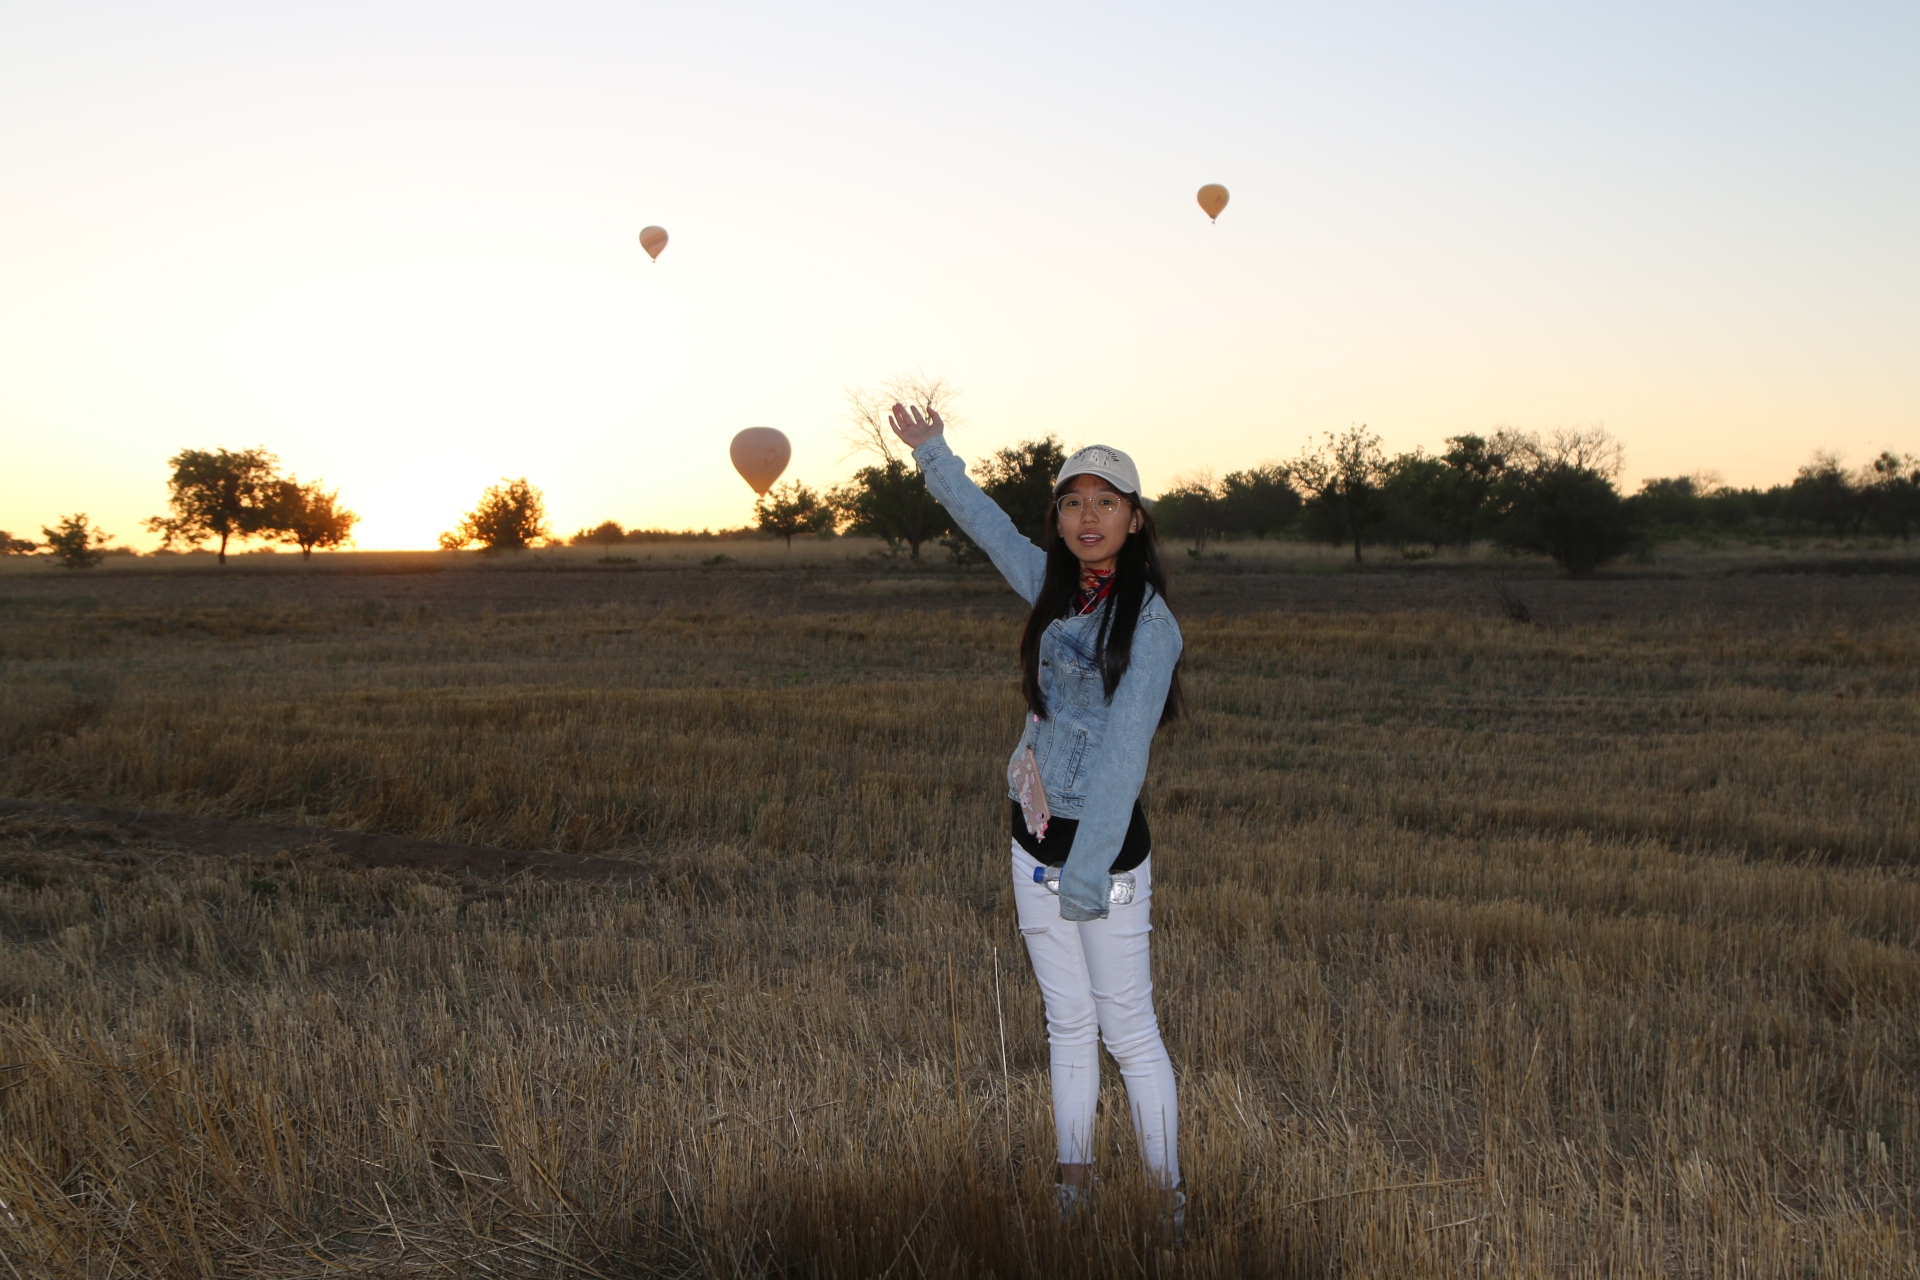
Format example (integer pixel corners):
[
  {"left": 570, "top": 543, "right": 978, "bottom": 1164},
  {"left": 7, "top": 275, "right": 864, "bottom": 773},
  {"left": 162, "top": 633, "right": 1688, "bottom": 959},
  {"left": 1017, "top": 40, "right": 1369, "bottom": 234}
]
[{"left": 1010, "top": 799, "right": 1152, "bottom": 873}]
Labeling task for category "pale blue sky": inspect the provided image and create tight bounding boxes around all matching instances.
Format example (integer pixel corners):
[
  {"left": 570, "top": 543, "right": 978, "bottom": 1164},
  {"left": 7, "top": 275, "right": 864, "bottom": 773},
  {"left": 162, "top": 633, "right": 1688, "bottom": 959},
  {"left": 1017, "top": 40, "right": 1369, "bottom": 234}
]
[{"left": 3, "top": 2, "right": 1915, "bottom": 547}]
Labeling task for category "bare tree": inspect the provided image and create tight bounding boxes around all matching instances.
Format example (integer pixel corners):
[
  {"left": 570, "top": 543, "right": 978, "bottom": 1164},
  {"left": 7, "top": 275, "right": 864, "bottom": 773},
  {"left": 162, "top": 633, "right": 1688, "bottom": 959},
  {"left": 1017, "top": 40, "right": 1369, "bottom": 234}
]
[
  {"left": 1686, "top": 470, "right": 1726, "bottom": 497},
  {"left": 842, "top": 371, "right": 961, "bottom": 462},
  {"left": 1543, "top": 426, "right": 1625, "bottom": 478},
  {"left": 1488, "top": 425, "right": 1625, "bottom": 480}
]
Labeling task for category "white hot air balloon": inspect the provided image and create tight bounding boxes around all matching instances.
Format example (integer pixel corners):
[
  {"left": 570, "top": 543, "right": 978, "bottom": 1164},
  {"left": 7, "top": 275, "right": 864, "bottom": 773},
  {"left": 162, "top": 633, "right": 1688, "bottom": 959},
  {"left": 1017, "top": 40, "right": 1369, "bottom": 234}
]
[
  {"left": 729, "top": 427, "right": 790, "bottom": 496},
  {"left": 638, "top": 226, "right": 669, "bottom": 261}
]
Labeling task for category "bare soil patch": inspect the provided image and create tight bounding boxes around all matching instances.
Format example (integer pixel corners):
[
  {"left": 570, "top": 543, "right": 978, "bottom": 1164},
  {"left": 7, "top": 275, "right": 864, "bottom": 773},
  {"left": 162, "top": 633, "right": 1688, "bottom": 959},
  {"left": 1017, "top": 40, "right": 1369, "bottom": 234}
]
[
  {"left": 0, "top": 798, "right": 644, "bottom": 884},
  {"left": 5, "top": 549, "right": 1919, "bottom": 627}
]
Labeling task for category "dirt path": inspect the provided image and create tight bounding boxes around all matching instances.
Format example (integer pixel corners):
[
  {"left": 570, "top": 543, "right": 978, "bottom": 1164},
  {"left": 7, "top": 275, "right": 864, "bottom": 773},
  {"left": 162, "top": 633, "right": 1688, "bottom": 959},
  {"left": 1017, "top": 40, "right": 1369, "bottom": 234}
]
[
  {"left": 5, "top": 556, "right": 1918, "bottom": 626},
  {"left": 0, "top": 798, "right": 645, "bottom": 883}
]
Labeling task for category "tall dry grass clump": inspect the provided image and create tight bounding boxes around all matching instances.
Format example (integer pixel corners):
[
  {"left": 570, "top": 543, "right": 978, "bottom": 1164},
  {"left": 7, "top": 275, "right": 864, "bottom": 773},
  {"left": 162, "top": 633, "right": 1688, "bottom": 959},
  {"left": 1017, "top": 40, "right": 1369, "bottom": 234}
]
[{"left": 0, "top": 594, "right": 1916, "bottom": 1276}]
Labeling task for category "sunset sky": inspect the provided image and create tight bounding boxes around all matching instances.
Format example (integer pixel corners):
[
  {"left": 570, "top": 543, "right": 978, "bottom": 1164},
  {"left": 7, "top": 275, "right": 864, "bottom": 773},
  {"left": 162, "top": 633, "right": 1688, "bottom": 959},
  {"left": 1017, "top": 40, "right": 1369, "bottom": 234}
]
[{"left": 3, "top": 2, "right": 1915, "bottom": 550}]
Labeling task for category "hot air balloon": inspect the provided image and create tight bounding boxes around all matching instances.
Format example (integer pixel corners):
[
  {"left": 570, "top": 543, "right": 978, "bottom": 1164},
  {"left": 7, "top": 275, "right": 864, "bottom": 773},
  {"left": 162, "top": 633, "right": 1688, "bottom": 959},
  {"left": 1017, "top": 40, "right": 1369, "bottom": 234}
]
[
  {"left": 730, "top": 427, "right": 790, "bottom": 496},
  {"left": 1196, "top": 184, "right": 1229, "bottom": 222},
  {"left": 638, "top": 226, "right": 669, "bottom": 261}
]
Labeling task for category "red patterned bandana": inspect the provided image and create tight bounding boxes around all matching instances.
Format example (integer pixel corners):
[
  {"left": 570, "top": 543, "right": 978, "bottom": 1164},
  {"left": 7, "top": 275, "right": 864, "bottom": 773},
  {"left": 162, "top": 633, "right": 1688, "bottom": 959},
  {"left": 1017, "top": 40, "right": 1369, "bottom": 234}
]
[{"left": 1077, "top": 567, "right": 1114, "bottom": 616}]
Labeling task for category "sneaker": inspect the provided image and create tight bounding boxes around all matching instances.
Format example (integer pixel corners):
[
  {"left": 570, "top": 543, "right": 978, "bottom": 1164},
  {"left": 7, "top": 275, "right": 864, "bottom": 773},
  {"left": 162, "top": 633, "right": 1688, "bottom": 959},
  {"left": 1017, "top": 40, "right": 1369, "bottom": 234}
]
[{"left": 1054, "top": 1180, "right": 1091, "bottom": 1222}]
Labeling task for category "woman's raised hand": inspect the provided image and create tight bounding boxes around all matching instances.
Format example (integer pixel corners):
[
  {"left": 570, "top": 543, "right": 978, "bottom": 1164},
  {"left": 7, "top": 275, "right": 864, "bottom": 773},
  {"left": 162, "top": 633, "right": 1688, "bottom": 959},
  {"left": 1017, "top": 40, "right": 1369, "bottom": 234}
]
[{"left": 889, "top": 403, "right": 945, "bottom": 449}]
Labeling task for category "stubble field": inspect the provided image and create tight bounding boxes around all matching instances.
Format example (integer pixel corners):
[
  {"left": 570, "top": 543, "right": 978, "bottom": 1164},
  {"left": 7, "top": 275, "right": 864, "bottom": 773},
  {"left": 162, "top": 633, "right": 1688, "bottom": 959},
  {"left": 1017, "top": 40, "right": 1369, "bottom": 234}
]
[{"left": 1, "top": 555, "right": 1917, "bottom": 1277}]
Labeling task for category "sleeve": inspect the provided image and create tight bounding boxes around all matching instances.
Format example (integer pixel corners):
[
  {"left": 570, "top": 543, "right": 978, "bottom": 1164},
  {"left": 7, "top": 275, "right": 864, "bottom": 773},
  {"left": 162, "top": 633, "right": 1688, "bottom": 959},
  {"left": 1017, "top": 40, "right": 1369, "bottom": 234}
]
[
  {"left": 911, "top": 436, "right": 1047, "bottom": 605},
  {"left": 1055, "top": 614, "right": 1183, "bottom": 921}
]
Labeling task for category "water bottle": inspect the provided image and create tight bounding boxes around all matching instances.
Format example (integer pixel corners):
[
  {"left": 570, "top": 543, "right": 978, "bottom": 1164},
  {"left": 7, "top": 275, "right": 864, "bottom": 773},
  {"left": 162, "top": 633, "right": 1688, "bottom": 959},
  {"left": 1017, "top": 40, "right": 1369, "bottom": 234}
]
[{"left": 1032, "top": 865, "right": 1136, "bottom": 905}]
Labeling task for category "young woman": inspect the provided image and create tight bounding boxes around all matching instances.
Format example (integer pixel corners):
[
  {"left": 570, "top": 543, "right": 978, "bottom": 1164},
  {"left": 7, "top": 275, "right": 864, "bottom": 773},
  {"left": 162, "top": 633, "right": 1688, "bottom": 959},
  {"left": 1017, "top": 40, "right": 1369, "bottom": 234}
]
[{"left": 890, "top": 404, "right": 1186, "bottom": 1233}]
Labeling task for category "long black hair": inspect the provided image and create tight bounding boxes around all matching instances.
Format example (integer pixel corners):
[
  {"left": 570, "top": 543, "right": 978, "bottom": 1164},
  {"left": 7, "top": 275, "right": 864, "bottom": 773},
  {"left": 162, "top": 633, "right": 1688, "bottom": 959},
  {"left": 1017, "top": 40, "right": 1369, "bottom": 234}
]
[{"left": 1019, "top": 491, "right": 1186, "bottom": 726}]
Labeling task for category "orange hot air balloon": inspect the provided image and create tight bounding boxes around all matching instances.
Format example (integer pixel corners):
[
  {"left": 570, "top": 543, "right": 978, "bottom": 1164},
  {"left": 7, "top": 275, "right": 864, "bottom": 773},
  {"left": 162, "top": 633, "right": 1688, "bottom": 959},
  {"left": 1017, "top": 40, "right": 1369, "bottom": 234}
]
[
  {"left": 1196, "top": 184, "right": 1229, "bottom": 222},
  {"left": 638, "top": 226, "right": 669, "bottom": 261},
  {"left": 729, "top": 427, "right": 791, "bottom": 496}
]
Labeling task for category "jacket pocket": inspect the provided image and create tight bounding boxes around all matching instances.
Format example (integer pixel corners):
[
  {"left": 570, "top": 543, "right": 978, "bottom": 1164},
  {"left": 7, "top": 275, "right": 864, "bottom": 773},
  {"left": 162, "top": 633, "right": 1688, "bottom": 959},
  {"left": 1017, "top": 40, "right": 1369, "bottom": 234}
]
[{"left": 1048, "top": 725, "right": 1091, "bottom": 797}]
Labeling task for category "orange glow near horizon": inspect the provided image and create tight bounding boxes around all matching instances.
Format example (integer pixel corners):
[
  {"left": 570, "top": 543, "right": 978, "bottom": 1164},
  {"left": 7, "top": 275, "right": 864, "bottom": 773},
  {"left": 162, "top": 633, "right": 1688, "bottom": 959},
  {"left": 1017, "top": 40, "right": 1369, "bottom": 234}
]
[{"left": 3, "top": 4, "right": 1915, "bottom": 552}]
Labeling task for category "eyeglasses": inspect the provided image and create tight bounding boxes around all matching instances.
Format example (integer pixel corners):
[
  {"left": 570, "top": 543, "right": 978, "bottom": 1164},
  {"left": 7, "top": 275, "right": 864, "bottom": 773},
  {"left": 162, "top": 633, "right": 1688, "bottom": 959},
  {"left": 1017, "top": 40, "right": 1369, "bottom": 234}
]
[{"left": 1056, "top": 492, "right": 1131, "bottom": 519}]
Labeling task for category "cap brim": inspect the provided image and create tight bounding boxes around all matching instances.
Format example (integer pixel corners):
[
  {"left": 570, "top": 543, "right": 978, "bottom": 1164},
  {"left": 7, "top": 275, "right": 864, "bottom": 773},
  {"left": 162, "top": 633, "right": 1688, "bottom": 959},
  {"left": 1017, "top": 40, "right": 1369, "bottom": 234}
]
[{"left": 1054, "top": 466, "right": 1139, "bottom": 495}]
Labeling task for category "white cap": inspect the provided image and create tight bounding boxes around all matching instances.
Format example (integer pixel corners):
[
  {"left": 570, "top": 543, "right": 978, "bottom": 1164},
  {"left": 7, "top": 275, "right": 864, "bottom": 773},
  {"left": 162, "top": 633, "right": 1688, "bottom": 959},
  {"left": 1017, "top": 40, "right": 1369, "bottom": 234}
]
[{"left": 1055, "top": 444, "right": 1143, "bottom": 497}]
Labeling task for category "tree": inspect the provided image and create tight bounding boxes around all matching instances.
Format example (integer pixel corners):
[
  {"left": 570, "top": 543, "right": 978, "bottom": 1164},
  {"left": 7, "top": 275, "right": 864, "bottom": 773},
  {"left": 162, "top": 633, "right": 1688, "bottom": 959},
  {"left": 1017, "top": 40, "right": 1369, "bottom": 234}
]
[
  {"left": 1378, "top": 436, "right": 1524, "bottom": 554},
  {"left": 1438, "top": 434, "right": 1516, "bottom": 545},
  {"left": 268, "top": 479, "right": 358, "bottom": 559},
  {"left": 1376, "top": 453, "right": 1454, "bottom": 551},
  {"left": 1482, "top": 425, "right": 1623, "bottom": 482},
  {"left": 1864, "top": 452, "right": 1919, "bottom": 542},
  {"left": 830, "top": 459, "right": 950, "bottom": 560},
  {"left": 1633, "top": 474, "right": 1713, "bottom": 528},
  {"left": 1153, "top": 473, "right": 1228, "bottom": 553},
  {"left": 842, "top": 371, "right": 962, "bottom": 463},
  {"left": 754, "top": 481, "right": 835, "bottom": 547},
  {"left": 1789, "top": 452, "right": 1868, "bottom": 538},
  {"left": 1477, "top": 425, "right": 1638, "bottom": 573},
  {"left": 0, "top": 531, "right": 37, "bottom": 554},
  {"left": 42, "top": 514, "right": 110, "bottom": 569},
  {"left": 1496, "top": 464, "right": 1639, "bottom": 575},
  {"left": 1218, "top": 465, "right": 1300, "bottom": 538},
  {"left": 145, "top": 447, "right": 283, "bottom": 564},
  {"left": 439, "top": 478, "right": 550, "bottom": 551},
  {"left": 571, "top": 520, "right": 627, "bottom": 547},
  {"left": 833, "top": 371, "right": 963, "bottom": 562},
  {"left": 975, "top": 436, "right": 1071, "bottom": 540},
  {"left": 1158, "top": 464, "right": 1305, "bottom": 552},
  {"left": 1533, "top": 425, "right": 1624, "bottom": 478},
  {"left": 940, "top": 435, "right": 1071, "bottom": 563},
  {"left": 1286, "top": 426, "right": 1390, "bottom": 563}
]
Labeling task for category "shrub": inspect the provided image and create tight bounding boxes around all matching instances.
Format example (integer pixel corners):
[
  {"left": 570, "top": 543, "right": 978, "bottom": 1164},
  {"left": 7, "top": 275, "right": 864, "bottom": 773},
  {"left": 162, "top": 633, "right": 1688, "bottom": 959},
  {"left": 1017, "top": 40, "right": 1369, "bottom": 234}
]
[
  {"left": 754, "top": 482, "right": 835, "bottom": 547},
  {"left": 1497, "top": 465, "right": 1639, "bottom": 575},
  {"left": 571, "top": 520, "right": 627, "bottom": 547},
  {"left": 439, "top": 478, "right": 550, "bottom": 551},
  {"left": 41, "top": 514, "right": 111, "bottom": 570}
]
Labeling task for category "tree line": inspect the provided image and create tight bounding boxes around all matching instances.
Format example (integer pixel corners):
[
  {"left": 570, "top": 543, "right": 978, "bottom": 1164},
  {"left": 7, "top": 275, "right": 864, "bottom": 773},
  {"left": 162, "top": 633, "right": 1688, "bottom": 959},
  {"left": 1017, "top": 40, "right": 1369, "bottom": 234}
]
[
  {"left": 724, "top": 420, "right": 1918, "bottom": 577},
  {"left": 10, "top": 400, "right": 1915, "bottom": 576},
  {"left": 6, "top": 448, "right": 358, "bottom": 569},
  {"left": 722, "top": 377, "right": 1917, "bottom": 574},
  {"left": 1195, "top": 427, "right": 1919, "bottom": 573}
]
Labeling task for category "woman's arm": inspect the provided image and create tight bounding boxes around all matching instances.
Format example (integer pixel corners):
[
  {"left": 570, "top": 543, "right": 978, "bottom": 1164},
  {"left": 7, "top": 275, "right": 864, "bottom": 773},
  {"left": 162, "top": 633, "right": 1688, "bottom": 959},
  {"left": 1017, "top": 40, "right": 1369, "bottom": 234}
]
[
  {"left": 1054, "top": 615, "right": 1183, "bottom": 921},
  {"left": 892, "top": 404, "right": 1047, "bottom": 604}
]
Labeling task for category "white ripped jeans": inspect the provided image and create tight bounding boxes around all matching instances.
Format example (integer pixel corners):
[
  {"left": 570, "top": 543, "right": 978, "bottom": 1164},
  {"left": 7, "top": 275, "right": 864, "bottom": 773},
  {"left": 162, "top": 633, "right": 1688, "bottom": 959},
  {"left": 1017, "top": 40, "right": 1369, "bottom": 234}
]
[{"left": 1010, "top": 843, "right": 1180, "bottom": 1190}]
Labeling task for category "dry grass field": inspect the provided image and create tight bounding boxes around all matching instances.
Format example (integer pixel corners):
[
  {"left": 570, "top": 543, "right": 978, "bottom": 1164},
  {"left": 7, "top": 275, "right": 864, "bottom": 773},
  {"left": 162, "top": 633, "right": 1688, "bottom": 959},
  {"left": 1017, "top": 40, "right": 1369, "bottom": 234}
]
[{"left": 1, "top": 559, "right": 1917, "bottom": 1277}]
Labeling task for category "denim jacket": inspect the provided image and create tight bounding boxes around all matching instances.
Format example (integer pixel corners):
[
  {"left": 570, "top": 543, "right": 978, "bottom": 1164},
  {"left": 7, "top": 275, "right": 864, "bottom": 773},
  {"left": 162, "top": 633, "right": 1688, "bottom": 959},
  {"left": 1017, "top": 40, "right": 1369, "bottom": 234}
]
[{"left": 914, "top": 436, "right": 1182, "bottom": 921}]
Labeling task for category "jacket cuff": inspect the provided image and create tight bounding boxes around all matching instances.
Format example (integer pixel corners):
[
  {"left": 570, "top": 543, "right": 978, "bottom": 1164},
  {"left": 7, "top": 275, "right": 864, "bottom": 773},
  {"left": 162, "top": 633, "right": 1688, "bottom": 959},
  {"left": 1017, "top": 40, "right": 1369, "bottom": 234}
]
[
  {"left": 1058, "top": 895, "right": 1109, "bottom": 922},
  {"left": 1057, "top": 868, "right": 1111, "bottom": 921},
  {"left": 911, "top": 437, "right": 955, "bottom": 468}
]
